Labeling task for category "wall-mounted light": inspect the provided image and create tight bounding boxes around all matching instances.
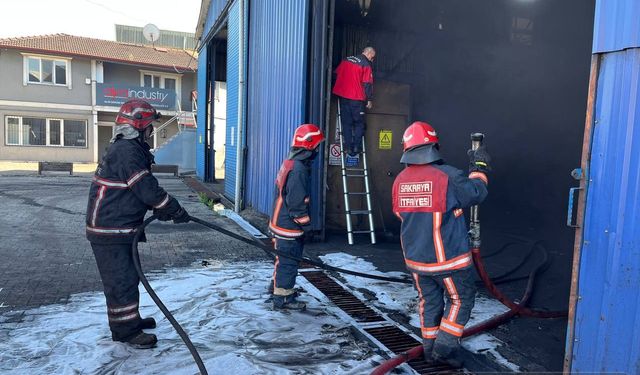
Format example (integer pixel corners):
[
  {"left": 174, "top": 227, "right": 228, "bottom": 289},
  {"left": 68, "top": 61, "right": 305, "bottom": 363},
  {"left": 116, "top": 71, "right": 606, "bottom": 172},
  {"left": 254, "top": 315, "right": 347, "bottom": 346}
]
[{"left": 359, "top": 0, "right": 371, "bottom": 17}]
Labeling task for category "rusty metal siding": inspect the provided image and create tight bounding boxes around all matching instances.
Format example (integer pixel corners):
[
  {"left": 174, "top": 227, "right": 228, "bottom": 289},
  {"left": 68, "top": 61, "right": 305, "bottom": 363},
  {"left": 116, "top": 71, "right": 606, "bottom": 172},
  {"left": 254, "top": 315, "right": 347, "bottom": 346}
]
[
  {"left": 244, "top": 0, "right": 309, "bottom": 215},
  {"left": 571, "top": 47, "right": 640, "bottom": 374}
]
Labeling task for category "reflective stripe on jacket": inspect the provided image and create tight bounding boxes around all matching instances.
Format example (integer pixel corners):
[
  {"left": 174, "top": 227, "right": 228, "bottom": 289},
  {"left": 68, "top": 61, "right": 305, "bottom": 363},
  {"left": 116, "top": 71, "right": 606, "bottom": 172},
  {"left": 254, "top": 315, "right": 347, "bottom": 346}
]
[
  {"left": 86, "top": 138, "right": 180, "bottom": 244},
  {"left": 392, "top": 163, "right": 488, "bottom": 275},
  {"left": 269, "top": 158, "right": 311, "bottom": 239}
]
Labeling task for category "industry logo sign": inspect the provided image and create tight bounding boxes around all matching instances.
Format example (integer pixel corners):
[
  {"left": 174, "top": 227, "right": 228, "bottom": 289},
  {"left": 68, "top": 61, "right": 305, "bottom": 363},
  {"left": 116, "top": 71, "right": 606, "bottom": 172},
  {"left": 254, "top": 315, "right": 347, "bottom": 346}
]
[
  {"left": 96, "top": 83, "right": 177, "bottom": 110},
  {"left": 398, "top": 182, "right": 432, "bottom": 208}
]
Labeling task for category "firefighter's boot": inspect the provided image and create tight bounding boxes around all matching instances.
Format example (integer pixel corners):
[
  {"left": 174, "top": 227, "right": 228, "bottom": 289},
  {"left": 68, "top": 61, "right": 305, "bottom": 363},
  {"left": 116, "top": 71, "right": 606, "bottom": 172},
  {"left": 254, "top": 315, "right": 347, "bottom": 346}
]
[
  {"left": 432, "top": 333, "right": 463, "bottom": 368},
  {"left": 117, "top": 331, "right": 158, "bottom": 349},
  {"left": 423, "top": 338, "right": 435, "bottom": 363},
  {"left": 139, "top": 317, "right": 156, "bottom": 329},
  {"left": 273, "top": 294, "right": 306, "bottom": 310}
]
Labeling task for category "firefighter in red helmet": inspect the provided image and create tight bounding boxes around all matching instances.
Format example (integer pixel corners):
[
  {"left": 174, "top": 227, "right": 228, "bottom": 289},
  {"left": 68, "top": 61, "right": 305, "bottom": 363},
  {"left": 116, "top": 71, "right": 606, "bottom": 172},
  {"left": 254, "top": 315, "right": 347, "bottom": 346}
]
[
  {"left": 86, "top": 99, "right": 189, "bottom": 349},
  {"left": 392, "top": 121, "right": 490, "bottom": 367},
  {"left": 269, "top": 124, "right": 325, "bottom": 310}
]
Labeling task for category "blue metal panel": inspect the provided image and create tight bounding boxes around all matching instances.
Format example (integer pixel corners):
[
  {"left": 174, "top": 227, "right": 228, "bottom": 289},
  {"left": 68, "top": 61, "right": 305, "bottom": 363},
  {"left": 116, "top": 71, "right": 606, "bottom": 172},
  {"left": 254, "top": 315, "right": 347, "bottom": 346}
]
[
  {"left": 203, "top": 0, "right": 230, "bottom": 40},
  {"left": 196, "top": 48, "right": 208, "bottom": 179},
  {"left": 572, "top": 48, "right": 640, "bottom": 373},
  {"left": 245, "top": 0, "right": 309, "bottom": 216},
  {"left": 592, "top": 0, "right": 640, "bottom": 53},
  {"left": 224, "top": 0, "right": 240, "bottom": 199}
]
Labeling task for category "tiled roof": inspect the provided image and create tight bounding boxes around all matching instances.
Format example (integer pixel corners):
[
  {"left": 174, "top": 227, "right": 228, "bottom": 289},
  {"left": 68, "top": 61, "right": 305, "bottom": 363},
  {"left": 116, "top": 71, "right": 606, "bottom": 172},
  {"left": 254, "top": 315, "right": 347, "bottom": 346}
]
[{"left": 0, "top": 34, "right": 197, "bottom": 71}]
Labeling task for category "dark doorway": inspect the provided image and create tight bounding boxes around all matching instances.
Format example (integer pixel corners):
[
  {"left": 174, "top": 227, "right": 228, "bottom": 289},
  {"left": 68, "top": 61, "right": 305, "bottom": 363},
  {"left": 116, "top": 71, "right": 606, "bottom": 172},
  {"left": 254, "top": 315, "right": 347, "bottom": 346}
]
[
  {"left": 205, "top": 33, "right": 228, "bottom": 188},
  {"left": 326, "top": 0, "right": 596, "bottom": 371}
]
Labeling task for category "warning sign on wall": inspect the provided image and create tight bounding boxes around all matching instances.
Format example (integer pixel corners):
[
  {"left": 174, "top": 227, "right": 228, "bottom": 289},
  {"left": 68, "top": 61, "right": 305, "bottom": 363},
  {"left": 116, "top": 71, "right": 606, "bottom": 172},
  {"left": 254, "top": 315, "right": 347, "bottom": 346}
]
[
  {"left": 329, "top": 144, "right": 341, "bottom": 165},
  {"left": 379, "top": 130, "right": 392, "bottom": 150}
]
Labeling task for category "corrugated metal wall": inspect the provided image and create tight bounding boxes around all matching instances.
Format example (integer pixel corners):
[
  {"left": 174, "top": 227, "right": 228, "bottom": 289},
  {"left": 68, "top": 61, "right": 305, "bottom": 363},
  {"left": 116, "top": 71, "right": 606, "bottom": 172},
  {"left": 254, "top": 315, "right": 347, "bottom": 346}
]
[
  {"left": 245, "top": 0, "right": 309, "bottom": 215},
  {"left": 203, "top": 0, "right": 230, "bottom": 37},
  {"left": 592, "top": 0, "right": 640, "bottom": 53},
  {"left": 196, "top": 48, "right": 208, "bottom": 179},
  {"left": 223, "top": 0, "right": 241, "bottom": 200},
  {"left": 571, "top": 1, "right": 640, "bottom": 372}
]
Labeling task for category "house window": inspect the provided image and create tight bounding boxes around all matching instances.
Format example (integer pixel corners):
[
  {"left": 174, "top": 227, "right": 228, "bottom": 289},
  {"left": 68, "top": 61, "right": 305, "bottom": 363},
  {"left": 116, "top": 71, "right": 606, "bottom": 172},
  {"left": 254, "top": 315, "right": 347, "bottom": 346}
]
[
  {"left": 63, "top": 120, "right": 88, "bottom": 147},
  {"left": 140, "top": 70, "right": 181, "bottom": 104},
  {"left": 23, "top": 117, "right": 46, "bottom": 145},
  {"left": 142, "top": 73, "right": 179, "bottom": 90},
  {"left": 49, "top": 119, "right": 62, "bottom": 146},
  {"left": 4, "top": 116, "right": 87, "bottom": 147},
  {"left": 24, "top": 55, "right": 70, "bottom": 86},
  {"left": 144, "top": 74, "right": 161, "bottom": 88},
  {"left": 164, "top": 78, "right": 176, "bottom": 90},
  {"left": 6, "top": 117, "right": 20, "bottom": 145}
]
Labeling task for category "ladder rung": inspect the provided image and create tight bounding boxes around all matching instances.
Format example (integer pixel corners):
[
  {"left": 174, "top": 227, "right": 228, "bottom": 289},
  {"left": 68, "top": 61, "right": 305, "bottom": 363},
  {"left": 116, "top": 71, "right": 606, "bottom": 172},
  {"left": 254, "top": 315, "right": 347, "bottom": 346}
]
[
  {"left": 346, "top": 168, "right": 366, "bottom": 171},
  {"left": 345, "top": 174, "right": 366, "bottom": 177},
  {"left": 349, "top": 210, "right": 372, "bottom": 215},
  {"left": 345, "top": 192, "right": 367, "bottom": 195},
  {"left": 350, "top": 230, "right": 374, "bottom": 234}
]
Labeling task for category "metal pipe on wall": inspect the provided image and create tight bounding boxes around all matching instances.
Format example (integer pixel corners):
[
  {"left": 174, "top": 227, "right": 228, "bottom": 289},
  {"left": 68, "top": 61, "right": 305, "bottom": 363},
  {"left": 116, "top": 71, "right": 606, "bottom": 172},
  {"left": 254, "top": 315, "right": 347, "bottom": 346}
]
[{"left": 234, "top": 0, "right": 245, "bottom": 212}]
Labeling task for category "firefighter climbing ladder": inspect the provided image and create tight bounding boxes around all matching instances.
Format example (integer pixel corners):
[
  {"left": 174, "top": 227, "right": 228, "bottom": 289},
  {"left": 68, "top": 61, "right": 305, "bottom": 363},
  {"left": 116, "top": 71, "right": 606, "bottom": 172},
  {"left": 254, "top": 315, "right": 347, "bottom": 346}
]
[{"left": 337, "top": 105, "right": 376, "bottom": 245}]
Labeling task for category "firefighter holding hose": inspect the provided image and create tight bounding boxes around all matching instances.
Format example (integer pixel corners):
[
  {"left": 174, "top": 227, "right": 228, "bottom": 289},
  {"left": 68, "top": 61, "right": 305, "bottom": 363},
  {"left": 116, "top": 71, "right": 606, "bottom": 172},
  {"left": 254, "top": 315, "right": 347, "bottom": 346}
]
[
  {"left": 86, "top": 99, "right": 189, "bottom": 349},
  {"left": 392, "top": 121, "right": 490, "bottom": 367}
]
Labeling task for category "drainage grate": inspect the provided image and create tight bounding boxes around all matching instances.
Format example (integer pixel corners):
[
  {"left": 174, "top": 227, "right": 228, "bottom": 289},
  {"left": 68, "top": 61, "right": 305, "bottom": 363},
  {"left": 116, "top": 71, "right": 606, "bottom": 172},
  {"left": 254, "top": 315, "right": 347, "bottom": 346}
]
[
  {"left": 302, "top": 271, "right": 385, "bottom": 323},
  {"left": 300, "top": 270, "right": 465, "bottom": 374}
]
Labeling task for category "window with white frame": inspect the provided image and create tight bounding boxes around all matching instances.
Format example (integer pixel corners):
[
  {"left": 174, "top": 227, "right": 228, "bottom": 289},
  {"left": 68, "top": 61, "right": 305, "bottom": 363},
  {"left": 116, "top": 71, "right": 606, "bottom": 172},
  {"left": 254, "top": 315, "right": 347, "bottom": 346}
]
[
  {"left": 140, "top": 70, "right": 181, "bottom": 102},
  {"left": 5, "top": 116, "right": 87, "bottom": 147},
  {"left": 24, "top": 55, "right": 70, "bottom": 86}
]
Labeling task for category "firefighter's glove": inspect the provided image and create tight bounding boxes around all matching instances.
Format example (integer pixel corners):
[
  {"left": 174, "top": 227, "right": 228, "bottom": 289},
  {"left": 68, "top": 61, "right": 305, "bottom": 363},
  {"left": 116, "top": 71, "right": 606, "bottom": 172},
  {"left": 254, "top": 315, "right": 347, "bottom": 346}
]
[
  {"left": 154, "top": 209, "right": 172, "bottom": 221},
  {"left": 171, "top": 207, "right": 190, "bottom": 224},
  {"left": 467, "top": 146, "right": 491, "bottom": 173},
  {"left": 302, "top": 225, "right": 314, "bottom": 242}
]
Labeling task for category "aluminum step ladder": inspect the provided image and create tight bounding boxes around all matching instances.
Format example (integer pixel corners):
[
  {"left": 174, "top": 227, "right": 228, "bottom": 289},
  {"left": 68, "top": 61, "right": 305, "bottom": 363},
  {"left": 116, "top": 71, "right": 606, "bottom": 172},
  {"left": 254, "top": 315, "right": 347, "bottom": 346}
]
[{"left": 337, "top": 106, "right": 376, "bottom": 245}]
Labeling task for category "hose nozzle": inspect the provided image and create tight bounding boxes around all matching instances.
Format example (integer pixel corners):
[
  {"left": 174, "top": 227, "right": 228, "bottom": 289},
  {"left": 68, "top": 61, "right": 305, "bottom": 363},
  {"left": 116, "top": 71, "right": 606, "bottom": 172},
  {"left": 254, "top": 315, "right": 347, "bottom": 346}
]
[{"left": 471, "top": 132, "right": 484, "bottom": 151}]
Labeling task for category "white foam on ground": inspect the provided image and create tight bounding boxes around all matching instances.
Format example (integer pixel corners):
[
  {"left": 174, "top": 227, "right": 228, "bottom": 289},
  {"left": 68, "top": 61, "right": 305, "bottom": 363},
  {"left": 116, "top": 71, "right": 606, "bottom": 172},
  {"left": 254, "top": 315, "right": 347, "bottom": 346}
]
[
  {"left": 0, "top": 261, "right": 382, "bottom": 375},
  {"left": 462, "top": 334, "right": 521, "bottom": 372},
  {"left": 319, "top": 252, "right": 520, "bottom": 371}
]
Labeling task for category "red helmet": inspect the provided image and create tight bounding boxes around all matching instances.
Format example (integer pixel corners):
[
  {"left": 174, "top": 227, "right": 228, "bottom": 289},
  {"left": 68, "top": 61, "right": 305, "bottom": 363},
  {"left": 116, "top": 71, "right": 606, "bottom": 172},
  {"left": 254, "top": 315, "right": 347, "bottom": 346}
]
[
  {"left": 291, "top": 124, "right": 325, "bottom": 150},
  {"left": 402, "top": 121, "right": 439, "bottom": 152},
  {"left": 115, "top": 99, "right": 160, "bottom": 131}
]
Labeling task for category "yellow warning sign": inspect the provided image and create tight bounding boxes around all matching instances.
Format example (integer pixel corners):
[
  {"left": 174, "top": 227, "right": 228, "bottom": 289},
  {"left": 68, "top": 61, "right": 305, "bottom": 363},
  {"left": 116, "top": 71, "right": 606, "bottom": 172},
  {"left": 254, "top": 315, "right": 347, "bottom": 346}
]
[{"left": 379, "top": 130, "right": 392, "bottom": 150}]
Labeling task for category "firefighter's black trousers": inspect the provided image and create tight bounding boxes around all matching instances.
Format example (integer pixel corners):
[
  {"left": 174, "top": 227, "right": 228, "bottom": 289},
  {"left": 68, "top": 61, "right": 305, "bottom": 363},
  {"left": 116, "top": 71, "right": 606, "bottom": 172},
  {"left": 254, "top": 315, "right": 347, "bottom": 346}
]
[
  {"left": 412, "top": 268, "right": 476, "bottom": 345},
  {"left": 272, "top": 238, "right": 304, "bottom": 295},
  {"left": 91, "top": 242, "right": 143, "bottom": 341},
  {"left": 339, "top": 98, "right": 366, "bottom": 153}
]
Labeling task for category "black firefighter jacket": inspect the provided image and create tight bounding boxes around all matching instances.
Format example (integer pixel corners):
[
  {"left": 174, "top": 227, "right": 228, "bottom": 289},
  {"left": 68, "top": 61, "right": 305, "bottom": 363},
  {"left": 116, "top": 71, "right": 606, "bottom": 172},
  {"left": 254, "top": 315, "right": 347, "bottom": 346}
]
[
  {"left": 269, "top": 157, "right": 312, "bottom": 239},
  {"left": 392, "top": 163, "right": 488, "bottom": 275},
  {"left": 86, "top": 137, "right": 180, "bottom": 244}
]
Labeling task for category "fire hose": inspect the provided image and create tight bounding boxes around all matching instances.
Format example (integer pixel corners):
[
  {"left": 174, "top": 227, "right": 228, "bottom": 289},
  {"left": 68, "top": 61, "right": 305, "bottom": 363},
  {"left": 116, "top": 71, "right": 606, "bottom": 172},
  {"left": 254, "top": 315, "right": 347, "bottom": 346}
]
[
  {"left": 132, "top": 214, "right": 417, "bottom": 375},
  {"left": 132, "top": 133, "right": 566, "bottom": 374},
  {"left": 134, "top": 215, "right": 564, "bottom": 375},
  {"left": 370, "top": 133, "right": 567, "bottom": 374}
]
